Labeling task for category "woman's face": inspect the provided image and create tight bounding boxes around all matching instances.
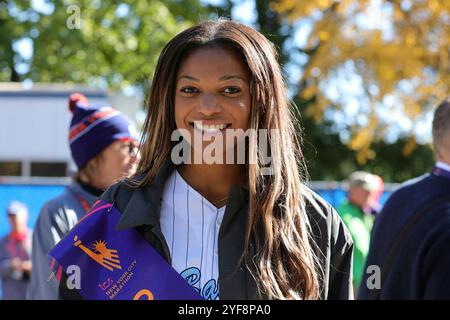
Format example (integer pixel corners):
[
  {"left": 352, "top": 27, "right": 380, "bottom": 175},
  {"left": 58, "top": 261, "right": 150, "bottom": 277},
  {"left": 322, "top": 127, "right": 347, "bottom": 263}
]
[
  {"left": 174, "top": 46, "right": 252, "bottom": 161},
  {"left": 91, "top": 140, "right": 139, "bottom": 190},
  {"left": 8, "top": 214, "right": 26, "bottom": 232}
]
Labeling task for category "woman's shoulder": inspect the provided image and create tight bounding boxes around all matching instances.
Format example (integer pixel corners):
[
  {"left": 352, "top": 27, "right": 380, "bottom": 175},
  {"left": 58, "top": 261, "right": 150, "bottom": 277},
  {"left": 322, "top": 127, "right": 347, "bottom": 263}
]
[
  {"left": 100, "top": 174, "right": 146, "bottom": 212},
  {"left": 302, "top": 185, "right": 353, "bottom": 248},
  {"left": 302, "top": 185, "right": 333, "bottom": 219}
]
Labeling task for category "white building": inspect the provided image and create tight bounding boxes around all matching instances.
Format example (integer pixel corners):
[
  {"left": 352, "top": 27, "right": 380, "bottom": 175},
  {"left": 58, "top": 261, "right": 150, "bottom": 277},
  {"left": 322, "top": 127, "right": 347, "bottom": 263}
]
[{"left": 0, "top": 82, "right": 143, "bottom": 179}]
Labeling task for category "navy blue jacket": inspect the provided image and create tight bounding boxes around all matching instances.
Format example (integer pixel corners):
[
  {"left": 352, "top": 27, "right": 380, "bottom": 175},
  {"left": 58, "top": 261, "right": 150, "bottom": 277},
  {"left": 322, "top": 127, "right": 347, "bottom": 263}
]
[{"left": 359, "top": 173, "right": 450, "bottom": 299}]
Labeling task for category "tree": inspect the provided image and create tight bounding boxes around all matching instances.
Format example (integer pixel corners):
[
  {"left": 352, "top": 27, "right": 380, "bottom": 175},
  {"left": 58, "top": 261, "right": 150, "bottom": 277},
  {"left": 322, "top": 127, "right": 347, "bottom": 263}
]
[
  {"left": 0, "top": 0, "right": 33, "bottom": 81},
  {"left": 223, "top": 0, "right": 436, "bottom": 181},
  {"left": 1, "top": 0, "right": 440, "bottom": 181},
  {"left": 274, "top": 0, "right": 449, "bottom": 164},
  {"left": 0, "top": 0, "right": 211, "bottom": 92}
]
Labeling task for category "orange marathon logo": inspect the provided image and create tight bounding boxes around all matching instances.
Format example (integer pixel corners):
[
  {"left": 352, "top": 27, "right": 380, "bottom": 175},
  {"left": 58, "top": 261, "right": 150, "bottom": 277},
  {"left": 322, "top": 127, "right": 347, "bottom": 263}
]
[
  {"left": 73, "top": 235, "right": 122, "bottom": 271},
  {"left": 72, "top": 235, "right": 154, "bottom": 300}
]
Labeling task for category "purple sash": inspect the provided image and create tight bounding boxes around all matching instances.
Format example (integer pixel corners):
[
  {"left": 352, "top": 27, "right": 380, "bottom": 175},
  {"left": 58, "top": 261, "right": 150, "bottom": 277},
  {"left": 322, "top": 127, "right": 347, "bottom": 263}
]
[{"left": 49, "top": 200, "right": 203, "bottom": 300}]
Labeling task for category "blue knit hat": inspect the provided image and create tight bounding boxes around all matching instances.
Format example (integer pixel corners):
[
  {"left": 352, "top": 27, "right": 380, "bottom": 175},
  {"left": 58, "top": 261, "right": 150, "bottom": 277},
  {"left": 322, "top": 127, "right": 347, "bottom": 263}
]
[{"left": 68, "top": 93, "right": 138, "bottom": 169}]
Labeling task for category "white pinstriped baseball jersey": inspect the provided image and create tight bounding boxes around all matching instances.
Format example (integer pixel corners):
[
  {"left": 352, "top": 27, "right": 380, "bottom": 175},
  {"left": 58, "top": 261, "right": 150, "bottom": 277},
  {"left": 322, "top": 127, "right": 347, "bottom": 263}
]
[{"left": 160, "top": 170, "right": 226, "bottom": 300}]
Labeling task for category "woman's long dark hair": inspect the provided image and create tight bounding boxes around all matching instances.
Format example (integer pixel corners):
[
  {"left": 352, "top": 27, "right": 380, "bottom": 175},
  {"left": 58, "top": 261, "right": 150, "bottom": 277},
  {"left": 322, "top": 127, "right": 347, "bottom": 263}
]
[{"left": 132, "top": 20, "right": 322, "bottom": 299}]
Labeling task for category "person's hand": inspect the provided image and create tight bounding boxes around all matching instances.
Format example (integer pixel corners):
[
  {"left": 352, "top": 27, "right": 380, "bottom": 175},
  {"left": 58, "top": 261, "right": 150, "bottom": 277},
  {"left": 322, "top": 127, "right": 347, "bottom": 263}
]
[
  {"left": 11, "top": 257, "right": 22, "bottom": 271},
  {"left": 21, "top": 260, "right": 32, "bottom": 273}
]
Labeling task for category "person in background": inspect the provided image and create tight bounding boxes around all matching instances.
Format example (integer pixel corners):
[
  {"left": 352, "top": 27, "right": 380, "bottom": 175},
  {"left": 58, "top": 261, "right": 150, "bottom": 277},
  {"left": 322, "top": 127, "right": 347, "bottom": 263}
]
[
  {"left": 367, "top": 174, "right": 384, "bottom": 216},
  {"left": 337, "top": 171, "right": 377, "bottom": 294},
  {"left": 359, "top": 98, "right": 450, "bottom": 299},
  {"left": 29, "top": 93, "right": 139, "bottom": 300},
  {"left": 0, "top": 201, "right": 32, "bottom": 300}
]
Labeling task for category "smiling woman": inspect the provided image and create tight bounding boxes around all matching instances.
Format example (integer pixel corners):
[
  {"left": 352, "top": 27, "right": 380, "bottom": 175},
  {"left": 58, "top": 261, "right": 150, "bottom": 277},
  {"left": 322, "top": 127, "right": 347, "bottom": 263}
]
[{"left": 58, "top": 19, "right": 354, "bottom": 301}]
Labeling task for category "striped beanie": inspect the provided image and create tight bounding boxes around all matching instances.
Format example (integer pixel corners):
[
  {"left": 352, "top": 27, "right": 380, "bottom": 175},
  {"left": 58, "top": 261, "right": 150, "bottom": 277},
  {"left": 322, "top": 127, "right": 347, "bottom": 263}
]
[{"left": 68, "top": 93, "right": 138, "bottom": 169}]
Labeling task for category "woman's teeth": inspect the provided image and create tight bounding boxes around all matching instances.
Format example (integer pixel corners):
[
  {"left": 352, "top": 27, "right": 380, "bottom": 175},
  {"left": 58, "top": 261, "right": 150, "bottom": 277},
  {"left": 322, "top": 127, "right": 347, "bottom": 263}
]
[{"left": 193, "top": 122, "right": 228, "bottom": 133}]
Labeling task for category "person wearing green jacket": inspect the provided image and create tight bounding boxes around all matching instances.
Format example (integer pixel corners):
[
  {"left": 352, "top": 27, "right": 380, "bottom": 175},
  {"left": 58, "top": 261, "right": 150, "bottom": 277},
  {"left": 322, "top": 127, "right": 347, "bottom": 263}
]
[{"left": 338, "top": 171, "right": 377, "bottom": 294}]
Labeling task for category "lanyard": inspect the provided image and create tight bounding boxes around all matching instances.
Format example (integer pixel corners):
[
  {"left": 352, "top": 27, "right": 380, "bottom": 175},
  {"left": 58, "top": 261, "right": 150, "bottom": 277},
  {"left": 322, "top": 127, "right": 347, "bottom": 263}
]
[
  {"left": 432, "top": 166, "right": 450, "bottom": 180},
  {"left": 6, "top": 233, "right": 28, "bottom": 259},
  {"left": 76, "top": 194, "right": 93, "bottom": 213}
]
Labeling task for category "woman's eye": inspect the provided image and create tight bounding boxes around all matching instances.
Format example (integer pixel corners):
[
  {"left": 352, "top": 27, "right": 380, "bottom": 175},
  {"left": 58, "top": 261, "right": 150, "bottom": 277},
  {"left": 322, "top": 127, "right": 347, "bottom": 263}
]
[
  {"left": 180, "top": 87, "right": 198, "bottom": 94},
  {"left": 223, "top": 87, "right": 241, "bottom": 94}
]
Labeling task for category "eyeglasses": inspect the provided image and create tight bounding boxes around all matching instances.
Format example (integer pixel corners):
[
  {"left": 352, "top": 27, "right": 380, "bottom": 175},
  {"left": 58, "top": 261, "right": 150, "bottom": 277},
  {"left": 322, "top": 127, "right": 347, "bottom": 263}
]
[{"left": 124, "top": 142, "right": 139, "bottom": 157}]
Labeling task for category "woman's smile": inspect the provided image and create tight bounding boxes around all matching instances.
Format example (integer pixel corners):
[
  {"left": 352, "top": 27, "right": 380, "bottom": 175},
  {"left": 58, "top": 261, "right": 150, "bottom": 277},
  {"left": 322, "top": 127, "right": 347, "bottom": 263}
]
[{"left": 189, "top": 121, "right": 232, "bottom": 136}]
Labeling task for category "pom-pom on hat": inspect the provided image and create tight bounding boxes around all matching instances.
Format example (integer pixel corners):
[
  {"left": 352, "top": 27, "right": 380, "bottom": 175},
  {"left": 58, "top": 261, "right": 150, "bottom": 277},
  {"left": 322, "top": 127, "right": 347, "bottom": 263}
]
[{"left": 68, "top": 93, "right": 138, "bottom": 170}]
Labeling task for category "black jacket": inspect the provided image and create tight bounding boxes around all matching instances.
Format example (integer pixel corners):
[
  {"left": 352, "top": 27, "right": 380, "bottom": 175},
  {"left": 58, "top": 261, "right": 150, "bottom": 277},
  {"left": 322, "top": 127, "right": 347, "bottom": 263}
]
[{"left": 60, "top": 162, "right": 354, "bottom": 300}]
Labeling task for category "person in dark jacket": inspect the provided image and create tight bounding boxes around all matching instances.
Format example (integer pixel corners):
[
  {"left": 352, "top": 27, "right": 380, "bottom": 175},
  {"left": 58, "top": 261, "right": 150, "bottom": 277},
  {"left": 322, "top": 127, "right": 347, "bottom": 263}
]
[
  {"left": 359, "top": 98, "right": 450, "bottom": 299},
  {"left": 30, "top": 93, "right": 139, "bottom": 300},
  {"left": 59, "top": 20, "right": 354, "bottom": 300}
]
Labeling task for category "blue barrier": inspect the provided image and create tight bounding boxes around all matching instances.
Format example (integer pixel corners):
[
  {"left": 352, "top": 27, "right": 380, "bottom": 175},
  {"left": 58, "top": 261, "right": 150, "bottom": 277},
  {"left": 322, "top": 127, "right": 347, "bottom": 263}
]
[
  {"left": 0, "top": 184, "right": 392, "bottom": 238},
  {"left": 0, "top": 185, "right": 66, "bottom": 237}
]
